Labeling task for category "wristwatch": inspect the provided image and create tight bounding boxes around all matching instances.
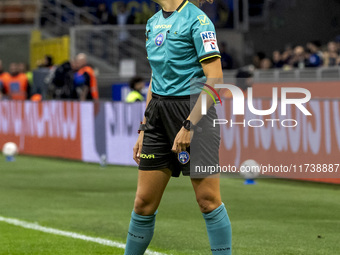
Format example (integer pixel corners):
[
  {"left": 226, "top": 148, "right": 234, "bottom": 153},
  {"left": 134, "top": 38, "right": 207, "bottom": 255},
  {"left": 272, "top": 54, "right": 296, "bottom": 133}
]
[
  {"left": 138, "top": 122, "right": 146, "bottom": 134},
  {"left": 182, "top": 120, "right": 193, "bottom": 131}
]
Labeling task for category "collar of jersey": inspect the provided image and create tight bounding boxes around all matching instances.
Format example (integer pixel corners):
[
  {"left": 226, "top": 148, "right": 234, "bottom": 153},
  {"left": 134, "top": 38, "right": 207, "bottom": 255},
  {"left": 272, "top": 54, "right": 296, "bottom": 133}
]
[
  {"left": 177, "top": 0, "right": 189, "bottom": 12},
  {"left": 161, "top": 0, "right": 188, "bottom": 20}
]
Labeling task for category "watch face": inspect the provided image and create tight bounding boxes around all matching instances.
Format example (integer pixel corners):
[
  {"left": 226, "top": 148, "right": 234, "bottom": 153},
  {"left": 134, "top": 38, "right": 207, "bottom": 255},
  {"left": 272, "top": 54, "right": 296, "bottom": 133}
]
[{"left": 183, "top": 120, "right": 191, "bottom": 130}]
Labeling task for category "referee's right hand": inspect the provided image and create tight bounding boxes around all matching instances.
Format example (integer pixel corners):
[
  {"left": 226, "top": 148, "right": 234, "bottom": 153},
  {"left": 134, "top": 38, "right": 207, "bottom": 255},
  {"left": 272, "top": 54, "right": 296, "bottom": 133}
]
[{"left": 133, "top": 132, "right": 144, "bottom": 165}]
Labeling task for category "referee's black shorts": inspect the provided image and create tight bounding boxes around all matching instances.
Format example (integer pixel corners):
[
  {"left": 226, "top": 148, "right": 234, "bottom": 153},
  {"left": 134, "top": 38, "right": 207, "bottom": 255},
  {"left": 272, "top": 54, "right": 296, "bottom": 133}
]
[{"left": 139, "top": 93, "right": 220, "bottom": 178}]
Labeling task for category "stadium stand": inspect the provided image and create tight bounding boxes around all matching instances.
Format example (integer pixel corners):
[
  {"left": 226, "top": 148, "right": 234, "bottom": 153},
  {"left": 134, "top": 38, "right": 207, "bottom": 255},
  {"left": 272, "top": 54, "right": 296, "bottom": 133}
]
[
  {"left": 0, "top": 2, "right": 340, "bottom": 253},
  {"left": 0, "top": 0, "right": 38, "bottom": 25},
  {"left": 0, "top": 0, "right": 339, "bottom": 98}
]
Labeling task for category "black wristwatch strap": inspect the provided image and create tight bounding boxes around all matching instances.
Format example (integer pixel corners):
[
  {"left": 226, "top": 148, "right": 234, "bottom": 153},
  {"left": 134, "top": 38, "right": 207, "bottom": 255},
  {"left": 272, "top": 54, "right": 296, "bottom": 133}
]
[
  {"left": 138, "top": 122, "right": 146, "bottom": 134},
  {"left": 182, "top": 120, "right": 193, "bottom": 131},
  {"left": 182, "top": 120, "right": 202, "bottom": 132}
]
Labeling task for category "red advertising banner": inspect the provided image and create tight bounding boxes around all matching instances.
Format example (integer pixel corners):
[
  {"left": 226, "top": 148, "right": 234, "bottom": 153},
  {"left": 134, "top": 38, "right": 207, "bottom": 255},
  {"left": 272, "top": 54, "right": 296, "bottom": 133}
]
[
  {"left": 1, "top": 82, "right": 339, "bottom": 185},
  {"left": 218, "top": 81, "right": 340, "bottom": 184},
  {"left": 252, "top": 81, "right": 340, "bottom": 99},
  {"left": 0, "top": 101, "right": 82, "bottom": 160}
]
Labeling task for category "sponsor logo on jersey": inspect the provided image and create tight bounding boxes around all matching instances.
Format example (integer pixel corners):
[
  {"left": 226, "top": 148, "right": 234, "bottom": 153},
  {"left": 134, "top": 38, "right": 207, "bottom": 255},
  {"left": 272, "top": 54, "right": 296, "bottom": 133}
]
[
  {"left": 200, "top": 31, "right": 219, "bottom": 53},
  {"left": 154, "top": 24, "right": 172, "bottom": 29},
  {"left": 201, "top": 31, "right": 216, "bottom": 41},
  {"left": 197, "top": 15, "right": 210, "bottom": 25},
  {"left": 155, "top": 33, "right": 165, "bottom": 47}
]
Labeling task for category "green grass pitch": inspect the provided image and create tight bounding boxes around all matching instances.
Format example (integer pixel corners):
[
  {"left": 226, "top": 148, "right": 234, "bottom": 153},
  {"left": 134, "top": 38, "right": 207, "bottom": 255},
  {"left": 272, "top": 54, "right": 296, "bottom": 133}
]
[{"left": 0, "top": 155, "right": 339, "bottom": 255}]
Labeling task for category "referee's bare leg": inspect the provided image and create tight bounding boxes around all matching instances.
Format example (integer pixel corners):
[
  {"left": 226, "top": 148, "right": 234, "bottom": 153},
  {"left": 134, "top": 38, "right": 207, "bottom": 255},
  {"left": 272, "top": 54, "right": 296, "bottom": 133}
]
[{"left": 135, "top": 169, "right": 171, "bottom": 216}]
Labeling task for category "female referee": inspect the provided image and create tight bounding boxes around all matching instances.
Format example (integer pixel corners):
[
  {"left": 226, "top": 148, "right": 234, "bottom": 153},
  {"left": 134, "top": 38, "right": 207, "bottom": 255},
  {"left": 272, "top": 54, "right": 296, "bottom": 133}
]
[{"left": 124, "top": 0, "right": 231, "bottom": 254}]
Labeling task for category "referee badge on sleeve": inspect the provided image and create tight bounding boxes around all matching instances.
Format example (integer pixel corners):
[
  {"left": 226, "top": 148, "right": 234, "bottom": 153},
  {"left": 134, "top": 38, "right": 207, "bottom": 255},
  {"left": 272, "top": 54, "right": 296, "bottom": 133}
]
[{"left": 178, "top": 151, "right": 190, "bottom": 165}]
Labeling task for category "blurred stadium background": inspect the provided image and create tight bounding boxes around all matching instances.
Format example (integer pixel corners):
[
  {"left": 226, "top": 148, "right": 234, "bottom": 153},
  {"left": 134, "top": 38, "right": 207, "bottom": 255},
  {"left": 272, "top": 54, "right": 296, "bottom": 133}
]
[{"left": 0, "top": 0, "right": 340, "bottom": 254}]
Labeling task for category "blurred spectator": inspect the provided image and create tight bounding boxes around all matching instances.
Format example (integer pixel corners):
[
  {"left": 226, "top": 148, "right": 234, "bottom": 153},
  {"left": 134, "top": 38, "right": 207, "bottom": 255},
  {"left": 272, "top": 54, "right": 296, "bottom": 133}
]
[
  {"left": 18, "top": 62, "right": 33, "bottom": 86},
  {"left": 272, "top": 50, "right": 284, "bottom": 68},
  {"left": 0, "top": 60, "right": 10, "bottom": 100},
  {"left": 335, "top": 35, "right": 340, "bottom": 55},
  {"left": 323, "top": 41, "right": 339, "bottom": 67},
  {"left": 281, "top": 45, "right": 293, "bottom": 67},
  {"left": 252, "top": 52, "right": 266, "bottom": 69},
  {"left": 219, "top": 42, "right": 233, "bottom": 70},
  {"left": 113, "top": 2, "right": 134, "bottom": 27},
  {"left": 125, "top": 77, "right": 145, "bottom": 103},
  {"left": 291, "top": 46, "right": 307, "bottom": 69},
  {"left": 73, "top": 53, "right": 99, "bottom": 101},
  {"left": 305, "top": 41, "right": 323, "bottom": 67},
  {"left": 251, "top": 39, "right": 340, "bottom": 69},
  {"left": 113, "top": 3, "right": 134, "bottom": 57},
  {"left": 44, "top": 55, "right": 54, "bottom": 68},
  {"left": 4, "top": 63, "right": 30, "bottom": 100},
  {"left": 38, "top": 55, "right": 54, "bottom": 69},
  {"left": 260, "top": 58, "right": 272, "bottom": 70},
  {"left": 96, "top": 3, "right": 114, "bottom": 24},
  {"left": 48, "top": 60, "right": 75, "bottom": 99}
]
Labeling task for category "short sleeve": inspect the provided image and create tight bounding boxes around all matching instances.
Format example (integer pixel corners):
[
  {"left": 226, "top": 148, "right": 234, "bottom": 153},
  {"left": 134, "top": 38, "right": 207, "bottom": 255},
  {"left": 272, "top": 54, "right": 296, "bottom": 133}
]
[
  {"left": 145, "top": 20, "right": 152, "bottom": 59},
  {"left": 145, "top": 22, "right": 151, "bottom": 40},
  {"left": 191, "top": 14, "right": 221, "bottom": 62}
]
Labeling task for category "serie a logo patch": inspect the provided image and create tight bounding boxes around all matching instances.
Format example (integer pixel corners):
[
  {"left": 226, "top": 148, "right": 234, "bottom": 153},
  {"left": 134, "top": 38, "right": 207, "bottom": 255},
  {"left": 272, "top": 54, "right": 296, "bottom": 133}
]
[{"left": 155, "top": 33, "right": 165, "bottom": 47}]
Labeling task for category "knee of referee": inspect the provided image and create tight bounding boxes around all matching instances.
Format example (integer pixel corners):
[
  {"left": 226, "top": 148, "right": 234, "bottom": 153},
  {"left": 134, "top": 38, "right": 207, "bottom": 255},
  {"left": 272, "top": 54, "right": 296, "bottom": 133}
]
[
  {"left": 133, "top": 195, "right": 159, "bottom": 216},
  {"left": 196, "top": 194, "right": 222, "bottom": 214}
]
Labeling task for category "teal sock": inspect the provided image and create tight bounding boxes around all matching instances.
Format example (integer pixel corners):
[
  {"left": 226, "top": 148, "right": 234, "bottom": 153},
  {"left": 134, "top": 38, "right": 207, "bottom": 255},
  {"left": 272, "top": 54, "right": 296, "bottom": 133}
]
[
  {"left": 124, "top": 210, "right": 157, "bottom": 255},
  {"left": 203, "top": 203, "right": 232, "bottom": 255}
]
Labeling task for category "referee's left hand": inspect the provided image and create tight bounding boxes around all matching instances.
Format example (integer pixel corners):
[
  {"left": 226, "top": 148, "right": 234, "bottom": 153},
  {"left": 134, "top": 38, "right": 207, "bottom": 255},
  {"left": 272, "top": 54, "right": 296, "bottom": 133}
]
[{"left": 172, "top": 127, "right": 193, "bottom": 153}]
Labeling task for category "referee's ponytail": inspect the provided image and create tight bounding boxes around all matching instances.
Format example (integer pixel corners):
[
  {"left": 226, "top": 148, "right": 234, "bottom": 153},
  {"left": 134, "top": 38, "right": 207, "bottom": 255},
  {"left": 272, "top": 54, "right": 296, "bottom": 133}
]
[{"left": 199, "top": 0, "right": 214, "bottom": 4}]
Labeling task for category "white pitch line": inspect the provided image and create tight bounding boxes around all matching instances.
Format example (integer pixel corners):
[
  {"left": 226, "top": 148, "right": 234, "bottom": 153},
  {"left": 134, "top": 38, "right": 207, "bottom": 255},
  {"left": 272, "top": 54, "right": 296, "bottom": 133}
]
[{"left": 0, "top": 216, "right": 168, "bottom": 255}]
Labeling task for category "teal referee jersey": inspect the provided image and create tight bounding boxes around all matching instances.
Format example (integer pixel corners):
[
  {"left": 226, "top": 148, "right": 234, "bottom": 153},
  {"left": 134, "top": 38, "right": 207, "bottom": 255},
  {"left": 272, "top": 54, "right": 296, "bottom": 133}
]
[{"left": 146, "top": 0, "right": 221, "bottom": 96}]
